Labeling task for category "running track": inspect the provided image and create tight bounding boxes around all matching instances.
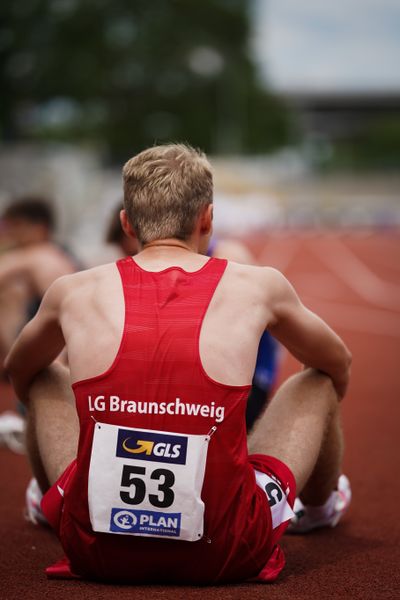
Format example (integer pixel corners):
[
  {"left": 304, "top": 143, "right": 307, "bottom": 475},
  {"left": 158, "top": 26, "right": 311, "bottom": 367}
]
[{"left": 1, "top": 229, "right": 399, "bottom": 599}]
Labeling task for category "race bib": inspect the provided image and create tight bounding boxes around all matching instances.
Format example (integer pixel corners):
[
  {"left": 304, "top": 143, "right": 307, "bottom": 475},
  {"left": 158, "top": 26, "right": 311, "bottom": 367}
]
[{"left": 88, "top": 423, "right": 210, "bottom": 541}]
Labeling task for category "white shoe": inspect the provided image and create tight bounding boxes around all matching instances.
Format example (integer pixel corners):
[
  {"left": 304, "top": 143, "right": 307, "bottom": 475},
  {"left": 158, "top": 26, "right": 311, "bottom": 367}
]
[
  {"left": 0, "top": 411, "right": 25, "bottom": 454},
  {"left": 287, "top": 474, "right": 351, "bottom": 534},
  {"left": 25, "top": 478, "right": 48, "bottom": 526}
]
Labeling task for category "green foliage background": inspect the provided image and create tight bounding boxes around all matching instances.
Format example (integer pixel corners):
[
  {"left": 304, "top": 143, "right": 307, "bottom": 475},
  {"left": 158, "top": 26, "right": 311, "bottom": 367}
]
[{"left": 0, "top": 0, "right": 292, "bottom": 161}]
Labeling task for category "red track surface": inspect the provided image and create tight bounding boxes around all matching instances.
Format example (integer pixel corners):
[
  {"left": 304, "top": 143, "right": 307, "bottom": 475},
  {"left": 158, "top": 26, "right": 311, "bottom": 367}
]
[{"left": 1, "top": 229, "right": 399, "bottom": 599}]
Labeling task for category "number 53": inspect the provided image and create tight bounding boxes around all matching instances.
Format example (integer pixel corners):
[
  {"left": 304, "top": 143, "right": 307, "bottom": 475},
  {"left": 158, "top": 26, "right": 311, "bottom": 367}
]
[{"left": 120, "top": 465, "right": 175, "bottom": 509}]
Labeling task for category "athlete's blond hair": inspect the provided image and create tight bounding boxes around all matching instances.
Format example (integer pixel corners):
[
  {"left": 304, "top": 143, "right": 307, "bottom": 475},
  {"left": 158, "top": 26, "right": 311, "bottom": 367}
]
[{"left": 122, "top": 143, "right": 213, "bottom": 244}]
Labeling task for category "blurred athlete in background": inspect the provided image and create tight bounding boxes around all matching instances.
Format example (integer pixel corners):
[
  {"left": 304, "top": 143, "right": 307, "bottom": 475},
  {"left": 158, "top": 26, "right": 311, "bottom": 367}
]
[
  {"left": 0, "top": 197, "right": 79, "bottom": 452},
  {"left": 0, "top": 197, "right": 79, "bottom": 362}
]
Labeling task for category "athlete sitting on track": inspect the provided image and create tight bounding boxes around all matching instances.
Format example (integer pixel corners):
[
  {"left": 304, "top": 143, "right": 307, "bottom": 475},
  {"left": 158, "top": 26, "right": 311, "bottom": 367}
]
[
  {"left": 0, "top": 197, "right": 79, "bottom": 454},
  {"left": 5, "top": 144, "right": 352, "bottom": 584}
]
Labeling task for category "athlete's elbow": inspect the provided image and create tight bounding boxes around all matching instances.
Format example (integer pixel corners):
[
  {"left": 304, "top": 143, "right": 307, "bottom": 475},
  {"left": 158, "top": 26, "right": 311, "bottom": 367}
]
[
  {"left": 3, "top": 347, "right": 15, "bottom": 378},
  {"left": 5, "top": 367, "right": 30, "bottom": 406},
  {"left": 342, "top": 345, "right": 352, "bottom": 372},
  {"left": 333, "top": 344, "right": 352, "bottom": 400},
  {"left": 4, "top": 349, "right": 27, "bottom": 401},
  {"left": 336, "top": 340, "right": 352, "bottom": 378}
]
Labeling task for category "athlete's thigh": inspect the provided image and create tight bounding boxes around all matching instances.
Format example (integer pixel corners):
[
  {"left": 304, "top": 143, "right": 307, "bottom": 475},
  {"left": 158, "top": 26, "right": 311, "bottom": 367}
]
[{"left": 247, "top": 369, "right": 336, "bottom": 491}]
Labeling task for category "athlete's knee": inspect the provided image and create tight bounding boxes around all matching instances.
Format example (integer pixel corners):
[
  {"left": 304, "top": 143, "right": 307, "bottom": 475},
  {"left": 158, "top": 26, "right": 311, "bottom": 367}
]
[
  {"left": 282, "top": 368, "right": 338, "bottom": 420},
  {"left": 300, "top": 367, "right": 332, "bottom": 384},
  {"left": 286, "top": 367, "right": 335, "bottom": 395}
]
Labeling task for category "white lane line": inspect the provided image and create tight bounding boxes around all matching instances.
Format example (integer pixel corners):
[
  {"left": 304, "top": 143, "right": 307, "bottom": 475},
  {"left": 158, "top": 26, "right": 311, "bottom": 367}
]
[
  {"left": 302, "top": 296, "right": 400, "bottom": 338},
  {"left": 307, "top": 236, "right": 400, "bottom": 311},
  {"left": 354, "top": 244, "right": 400, "bottom": 273}
]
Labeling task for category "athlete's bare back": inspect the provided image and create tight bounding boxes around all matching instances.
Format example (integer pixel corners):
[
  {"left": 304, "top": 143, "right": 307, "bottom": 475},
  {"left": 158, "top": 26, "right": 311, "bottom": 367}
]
[{"left": 57, "top": 251, "right": 274, "bottom": 387}]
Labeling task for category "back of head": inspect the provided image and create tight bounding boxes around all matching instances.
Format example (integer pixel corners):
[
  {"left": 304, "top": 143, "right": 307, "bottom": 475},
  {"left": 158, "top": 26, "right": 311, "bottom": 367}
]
[
  {"left": 122, "top": 144, "right": 213, "bottom": 244},
  {"left": 2, "top": 196, "right": 55, "bottom": 232}
]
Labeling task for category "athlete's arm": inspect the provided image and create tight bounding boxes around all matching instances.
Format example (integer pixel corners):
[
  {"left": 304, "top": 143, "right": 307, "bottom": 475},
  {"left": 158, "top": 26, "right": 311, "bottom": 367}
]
[
  {"left": 4, "top": 277, "right": 67, "bottom": 403},
  {"left": 266, "top": 269, "right": 352, "bottom": 398}
]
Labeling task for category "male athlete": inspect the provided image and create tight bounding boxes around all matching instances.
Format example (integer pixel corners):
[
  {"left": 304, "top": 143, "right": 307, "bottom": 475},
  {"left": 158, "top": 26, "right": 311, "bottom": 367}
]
[
  {"left": 0, "top": 198, "right": 78, "bottom": 454},
  {"left": 0, "top": 197, "right": 78, "bottom": 368},
  {"left": 5, "top": 144, "right": 352, "bottom": 584}
]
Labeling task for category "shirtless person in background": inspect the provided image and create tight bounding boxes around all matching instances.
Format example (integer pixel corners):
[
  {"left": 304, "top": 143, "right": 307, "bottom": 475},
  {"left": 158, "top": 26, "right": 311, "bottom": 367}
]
[
  {"left": 0, "top": 198, "right": 78, "bottom": 454},
  {"left": 6, "top": 145, "right": 351, "bottom": 584},
  {"left": 0, "top": 197, "right": 78, "bottom": 368}
]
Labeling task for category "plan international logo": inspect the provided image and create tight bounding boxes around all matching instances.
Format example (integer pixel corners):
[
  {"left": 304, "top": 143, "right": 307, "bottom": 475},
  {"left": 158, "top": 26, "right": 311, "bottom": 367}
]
[
  {"left": 116, "top": 429, "right": 188, "bottom": 465},
  {"left": 110, "top": 508, "right": 181, "bottom": 537}
]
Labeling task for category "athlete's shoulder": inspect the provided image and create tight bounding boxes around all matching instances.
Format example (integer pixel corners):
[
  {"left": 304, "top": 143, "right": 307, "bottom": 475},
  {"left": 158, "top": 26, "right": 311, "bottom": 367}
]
[
  {"left": 225, "top": 260, "right": 285, "bottom": 282},
  {"left": 47, "top": 262, "right": 118, "bottom": 295},
  {"left": 225, "top": 261, "right": 292, "bottom": 302}
]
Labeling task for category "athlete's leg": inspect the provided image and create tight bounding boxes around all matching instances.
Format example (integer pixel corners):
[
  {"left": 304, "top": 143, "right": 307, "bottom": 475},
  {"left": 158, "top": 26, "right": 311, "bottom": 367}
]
[
  {"left": 25, "top": 362, "right": 79, "bottom": 493},
  {"left": 248, "top": 368, "right": 343, "bottom": 504}
]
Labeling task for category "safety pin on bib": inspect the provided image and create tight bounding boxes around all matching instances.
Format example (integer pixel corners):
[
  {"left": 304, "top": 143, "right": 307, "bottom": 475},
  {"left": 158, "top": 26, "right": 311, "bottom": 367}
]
[{"left": 206, "top": 425, "right": 217, "bottom": 440}]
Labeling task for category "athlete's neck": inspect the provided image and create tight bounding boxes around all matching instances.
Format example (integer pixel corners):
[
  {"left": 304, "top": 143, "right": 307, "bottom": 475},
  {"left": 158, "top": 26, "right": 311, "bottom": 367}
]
[
  {"left": 141, "top": 239, "right": 196, "bottom": 253},
  {"left": 134, "top": 238, "right": 210, "bottom": 270}
]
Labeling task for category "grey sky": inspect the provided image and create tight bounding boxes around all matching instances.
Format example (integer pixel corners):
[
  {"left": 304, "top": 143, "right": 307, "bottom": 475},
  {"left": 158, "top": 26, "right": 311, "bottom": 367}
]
[{"left": 252, "top": 0, "right": 400, "bottom": 93}]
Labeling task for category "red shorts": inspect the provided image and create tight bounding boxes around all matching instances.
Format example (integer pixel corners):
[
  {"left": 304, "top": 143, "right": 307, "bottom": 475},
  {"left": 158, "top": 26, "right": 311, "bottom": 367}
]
[
  {"left": 247, "top": 453, "right": 296, "bottom": 582},
  {"left": 41, "top": 459, "right": 77, "bottom": 538},
  {"left": 42, "top": 454, "right": 296, "bottom": 582}
]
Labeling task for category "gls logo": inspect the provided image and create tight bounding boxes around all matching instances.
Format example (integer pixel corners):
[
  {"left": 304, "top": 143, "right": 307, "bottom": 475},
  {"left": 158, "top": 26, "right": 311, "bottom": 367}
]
[
  {"left": 121, "top": 439, "right": 182, "bottom": 460},
  {"left": 116, "top": 428, "right": 188, "bottom": 465}
]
